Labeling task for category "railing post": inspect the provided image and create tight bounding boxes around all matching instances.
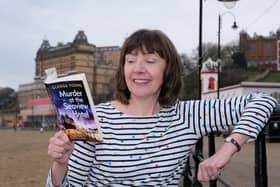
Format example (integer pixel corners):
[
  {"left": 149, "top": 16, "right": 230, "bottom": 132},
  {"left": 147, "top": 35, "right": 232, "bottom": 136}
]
[
  {"left": 184, "top": 159, "right": 193, "bottom": 187},
  {"left": 208, "top": 133, "right": 217, "bottom": 187},
  {"left": 192, "top": 0, "right": 204, "bottom": 186},
  {"left": 192, "top": 148, "right": 204, "bottom": 187},
  {"left": 255, "top": 129, "right": 267, "bottom": 187}
]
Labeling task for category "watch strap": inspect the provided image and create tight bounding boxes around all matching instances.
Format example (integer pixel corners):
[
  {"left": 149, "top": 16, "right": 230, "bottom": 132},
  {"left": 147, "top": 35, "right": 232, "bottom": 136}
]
[{"left": 225, "top": 136, "right": 241, "bottom": 152}]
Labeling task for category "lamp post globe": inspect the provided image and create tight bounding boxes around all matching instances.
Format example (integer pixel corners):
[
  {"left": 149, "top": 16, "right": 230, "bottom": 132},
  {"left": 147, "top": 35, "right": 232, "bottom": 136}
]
[
  {"left": 218, "top": 0, "right": 240, "bottom": 9},
  {"left": 232, "top": 21, "right": 238, "bottom": 29}
]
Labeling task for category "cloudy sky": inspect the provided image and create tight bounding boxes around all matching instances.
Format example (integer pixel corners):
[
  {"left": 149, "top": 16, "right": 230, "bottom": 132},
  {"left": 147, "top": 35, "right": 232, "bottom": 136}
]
[{"left": 1, "top": 0, "right": 279, "bottom": 90}]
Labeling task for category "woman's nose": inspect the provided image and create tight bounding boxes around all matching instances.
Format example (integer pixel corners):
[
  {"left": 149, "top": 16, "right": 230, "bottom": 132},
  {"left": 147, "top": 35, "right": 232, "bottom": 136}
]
[{"left": 133, "top": 59, "right": 145, "bottom": 72}]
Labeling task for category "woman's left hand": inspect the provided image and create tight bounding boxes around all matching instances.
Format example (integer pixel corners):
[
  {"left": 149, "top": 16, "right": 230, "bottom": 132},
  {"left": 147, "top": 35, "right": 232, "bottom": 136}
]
[{"left": 197, "top": 143, "right": 236, "bottom": 182}]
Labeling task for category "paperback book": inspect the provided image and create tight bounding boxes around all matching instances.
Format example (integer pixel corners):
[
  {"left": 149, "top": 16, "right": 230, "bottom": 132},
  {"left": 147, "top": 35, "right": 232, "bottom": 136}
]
[{"left": 44, "top": 68, "right": 102, "bottom": 142}]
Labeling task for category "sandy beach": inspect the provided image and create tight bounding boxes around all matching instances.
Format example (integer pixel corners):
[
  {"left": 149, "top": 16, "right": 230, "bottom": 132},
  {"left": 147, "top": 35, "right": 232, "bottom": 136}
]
[{"left": 0, "top": 129, "right": 279, "bottom": 187}]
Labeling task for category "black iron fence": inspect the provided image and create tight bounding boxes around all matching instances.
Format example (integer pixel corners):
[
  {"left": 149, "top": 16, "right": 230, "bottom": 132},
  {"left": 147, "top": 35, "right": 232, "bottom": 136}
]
[{"left": 185, "top": 106, "right": 280, "bottom": 187}]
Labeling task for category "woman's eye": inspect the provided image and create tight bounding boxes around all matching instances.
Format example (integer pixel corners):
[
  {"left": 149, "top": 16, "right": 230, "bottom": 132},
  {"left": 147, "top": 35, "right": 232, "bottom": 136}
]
[
  {"left": 126, "top": 60, "right": 134, "bottom": 63},
  {"left": 146, "top": 59, "right": 155, "bottom": 63}
]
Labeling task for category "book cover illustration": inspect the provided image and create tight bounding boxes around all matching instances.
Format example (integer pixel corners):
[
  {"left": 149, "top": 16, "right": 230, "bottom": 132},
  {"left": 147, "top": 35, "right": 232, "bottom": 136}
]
[{"left": 45, "top": 68, "right": 102, "bottom": 142}]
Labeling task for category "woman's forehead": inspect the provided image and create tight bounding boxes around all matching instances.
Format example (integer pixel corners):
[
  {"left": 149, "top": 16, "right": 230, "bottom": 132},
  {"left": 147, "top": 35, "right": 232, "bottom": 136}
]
[
  {"left": 127, "top": 46, "right": 159, "bottom": 55},
  {"left": 126, "top": 49, "right": 159, "bottom": 57}
]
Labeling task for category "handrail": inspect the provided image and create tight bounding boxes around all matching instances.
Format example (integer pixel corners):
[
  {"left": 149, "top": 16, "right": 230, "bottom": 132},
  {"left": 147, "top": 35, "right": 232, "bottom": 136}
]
[{"left": 187, "top": 103, "right": 280, "bottom": 187}]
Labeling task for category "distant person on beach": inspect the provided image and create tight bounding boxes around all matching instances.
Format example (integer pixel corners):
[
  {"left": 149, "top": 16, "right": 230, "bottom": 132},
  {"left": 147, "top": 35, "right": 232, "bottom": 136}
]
[
  {"left": 13, "top": 124, "right": 17, "bottom": 132},
  {"left": 46, "top": 29, "right": 278, "bottom": 186}
]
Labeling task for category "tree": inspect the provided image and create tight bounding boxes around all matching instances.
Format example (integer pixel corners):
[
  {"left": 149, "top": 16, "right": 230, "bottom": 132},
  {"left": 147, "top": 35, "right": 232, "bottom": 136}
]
[
  {"left": 181, "top": 71, "right": 200, "bottom": 100},
  {"left": 188, "top": 41, "right": 238, "bottom": 66},
  {"left": 221, "top": 41, "right": 239, "bottom": 68},
  {"left": 0, "top": 87, "right": 17, "bottom": 112},
  {"left": 190, "top": 42, "right": 218, "bottom": 62},
  {"left": 0, "top": 87, "right": 18, "bottom": 128},
  {"left": 180, "top": 53, "right": 196, "bottom": 75},
  {"left": 231, "top": 52, "right": 247, "bottom": 69}
]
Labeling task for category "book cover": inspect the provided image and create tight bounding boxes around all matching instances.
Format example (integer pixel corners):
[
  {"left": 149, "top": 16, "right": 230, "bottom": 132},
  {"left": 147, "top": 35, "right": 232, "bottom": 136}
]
[{"left": 44, "top": 68, "right": 102, "bottom": 142}]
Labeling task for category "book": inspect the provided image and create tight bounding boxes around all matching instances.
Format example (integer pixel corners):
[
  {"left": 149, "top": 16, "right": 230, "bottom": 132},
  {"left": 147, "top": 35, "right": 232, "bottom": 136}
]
[{"left": 44, "top": 68, "right": 102, "bottom": 142}]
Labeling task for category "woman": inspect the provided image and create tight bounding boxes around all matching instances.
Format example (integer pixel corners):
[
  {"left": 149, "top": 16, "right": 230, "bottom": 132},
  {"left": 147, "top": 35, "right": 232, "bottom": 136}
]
[{"left": 46, "top": 29, "right": 278, "bottom": 186}]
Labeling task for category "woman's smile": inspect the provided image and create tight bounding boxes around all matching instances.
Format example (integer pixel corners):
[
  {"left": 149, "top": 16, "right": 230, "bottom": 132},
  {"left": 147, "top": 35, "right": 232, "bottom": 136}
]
[{"left": 133, "top": 79, "right": 150, "bottom": 83}]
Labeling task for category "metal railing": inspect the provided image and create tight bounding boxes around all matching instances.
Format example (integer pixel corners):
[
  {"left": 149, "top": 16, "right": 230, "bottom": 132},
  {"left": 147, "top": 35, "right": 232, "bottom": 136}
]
[{"left": 184, "top": 105, "right": 280, "bottom": 187}]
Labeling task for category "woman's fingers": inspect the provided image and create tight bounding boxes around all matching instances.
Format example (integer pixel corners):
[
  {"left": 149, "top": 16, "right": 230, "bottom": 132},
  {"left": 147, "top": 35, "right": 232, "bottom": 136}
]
[
  {"left": 47, "top": 130, "right": 74, "bottom": 164},
  {"left": 198, "top": 162, "right": 220, "bottom": 181},
  {"left": 197, "top": 155, "right": 224, "bottom": 182},
  {"left": 198, "top": 144, "right": 234, "bottom": 182}
]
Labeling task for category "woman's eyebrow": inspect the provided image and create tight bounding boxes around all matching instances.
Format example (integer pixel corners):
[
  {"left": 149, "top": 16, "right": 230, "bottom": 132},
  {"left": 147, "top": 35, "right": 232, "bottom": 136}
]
[{"left": 145, "top": 52, "right": 160, "bottom": 58}]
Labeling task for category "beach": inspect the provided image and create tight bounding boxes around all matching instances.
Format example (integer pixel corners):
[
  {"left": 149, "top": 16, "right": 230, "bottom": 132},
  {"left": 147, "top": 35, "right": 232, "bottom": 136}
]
[{"left": 0, "top": 129, "right": 279, "bottom": 187}]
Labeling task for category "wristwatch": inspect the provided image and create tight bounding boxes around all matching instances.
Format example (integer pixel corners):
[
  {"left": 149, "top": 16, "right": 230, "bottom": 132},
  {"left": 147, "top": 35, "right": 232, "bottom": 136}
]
[{"left": 224, "top": 136, "right": 241, "bottom": 152}]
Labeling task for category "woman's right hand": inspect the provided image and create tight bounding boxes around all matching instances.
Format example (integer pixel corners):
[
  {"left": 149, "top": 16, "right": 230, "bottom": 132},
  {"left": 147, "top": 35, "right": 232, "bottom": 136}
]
[{"left": 48, "top": 130, "right": 74, "bottom": 166}]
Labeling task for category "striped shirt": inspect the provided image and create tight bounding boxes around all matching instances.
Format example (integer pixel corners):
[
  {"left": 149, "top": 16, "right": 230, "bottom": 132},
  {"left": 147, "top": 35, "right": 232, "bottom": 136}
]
[{"left": 46, "top": 93, "right": 277, "bottom": 187}]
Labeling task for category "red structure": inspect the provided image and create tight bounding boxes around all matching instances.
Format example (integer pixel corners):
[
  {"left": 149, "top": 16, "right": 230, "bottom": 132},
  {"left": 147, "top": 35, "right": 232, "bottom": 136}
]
[
  {"left": 27, "top": 98, "right": 52, "bottom": 106},
  {"left": 208, "top": 77, "right": 216, "bottom": 90},
  {"left": 239, "top": 29, "right": 280, "bottom": 71}
]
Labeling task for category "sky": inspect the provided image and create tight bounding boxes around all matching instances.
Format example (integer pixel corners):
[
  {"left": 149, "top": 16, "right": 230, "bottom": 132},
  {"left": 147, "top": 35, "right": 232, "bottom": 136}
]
[{"left": 0, "top": 0, "right": 279, "bottom": 90}]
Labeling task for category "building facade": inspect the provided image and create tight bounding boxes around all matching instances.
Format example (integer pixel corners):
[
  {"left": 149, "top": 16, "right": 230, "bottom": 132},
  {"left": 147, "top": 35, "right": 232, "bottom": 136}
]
[
  {"left": 35, "top": 30, "right": 96, "bottom": 93},
  {"left": 200, "top": 58, "right": 219, "bottom": 99},
  {"left": 17, "top": 31, "right": 121, "bottom": 127},
  {"left": 17, "top": 80, "right": 55, "bottom": 127},
  {"left": 94, "top": 46, "right": 120, "bottom": 102},
  {"left": 239, "top": 29, "right": 280, "bottom": 71}
]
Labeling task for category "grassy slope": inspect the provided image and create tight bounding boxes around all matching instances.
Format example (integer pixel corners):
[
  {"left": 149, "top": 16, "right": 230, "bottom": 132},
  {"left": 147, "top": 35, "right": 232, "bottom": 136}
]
[
  {"left": 239, "top": 70, "right": 280, "bottom": 82},
  {"left": 261, "top": 72, "right": 280, "bottom": 82}
]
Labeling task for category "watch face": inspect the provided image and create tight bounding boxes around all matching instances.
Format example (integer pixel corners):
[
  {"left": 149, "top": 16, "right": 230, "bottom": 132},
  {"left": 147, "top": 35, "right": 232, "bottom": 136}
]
[{"left": 225, "top": 136, "right": 232, "bottom": 142}]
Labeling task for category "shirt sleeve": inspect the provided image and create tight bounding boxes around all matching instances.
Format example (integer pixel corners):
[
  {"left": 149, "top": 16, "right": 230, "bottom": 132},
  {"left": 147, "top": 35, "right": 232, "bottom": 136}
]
[
  {"left": 45, "top": 168, "right": 68, "bottom": 187},
  {"left": 232, "top": 92, "right": 278, "bottom": 139},
  {"left": 45, "top": 141, "right": 96, "bottom": 187},
  {"left": 184, "top": 92, "right": 278, "bottom": 139}
]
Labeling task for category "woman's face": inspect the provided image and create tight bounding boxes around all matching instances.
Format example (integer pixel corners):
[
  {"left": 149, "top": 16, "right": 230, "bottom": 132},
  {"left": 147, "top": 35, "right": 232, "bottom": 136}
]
[{"left": 124, "top": 49, "right": 166, "bottom": 100}]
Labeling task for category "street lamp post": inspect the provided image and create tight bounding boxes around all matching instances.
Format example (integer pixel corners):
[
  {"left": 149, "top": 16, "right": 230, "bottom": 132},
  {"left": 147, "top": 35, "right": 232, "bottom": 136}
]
[
  {"left": 207, "top": 11, "right": 238, "bottom": 187},
  {"left": 217, "top": 11, "right": 270, "bottom": 187},
  {"left": 217, "top": 12, "right": 238, "bottom": 99},
  {"left": 192, "top": 1, "right": 239, "bottom": 187},
  {"left": 192, "top": 2, "right": 204, "bottom": 187}
]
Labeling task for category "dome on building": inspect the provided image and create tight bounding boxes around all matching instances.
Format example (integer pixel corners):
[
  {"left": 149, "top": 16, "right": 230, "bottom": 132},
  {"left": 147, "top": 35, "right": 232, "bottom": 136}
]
[
  {"left": 73, "top": 30, "right": 88, "bottom": 44},
  {"left": 39, "top": 39, "right": 51, "bottom": 51}
]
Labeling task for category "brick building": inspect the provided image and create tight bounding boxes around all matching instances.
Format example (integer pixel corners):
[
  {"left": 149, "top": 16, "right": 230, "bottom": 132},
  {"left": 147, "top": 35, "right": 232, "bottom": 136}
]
[
  {"left": 17, "top": 31, "right": 120, "bottom": 127},
  {"left": 94, "top": 46, "right": 120, "bottom": 102},
  {"left": 239, "top": 29, "right": 280, "bottom": 71}
]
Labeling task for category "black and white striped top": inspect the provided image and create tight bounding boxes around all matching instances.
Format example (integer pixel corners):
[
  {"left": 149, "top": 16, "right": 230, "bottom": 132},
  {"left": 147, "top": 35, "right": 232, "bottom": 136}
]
[{"left": 46, "top": 93, "right": 277, "bottom": 187}]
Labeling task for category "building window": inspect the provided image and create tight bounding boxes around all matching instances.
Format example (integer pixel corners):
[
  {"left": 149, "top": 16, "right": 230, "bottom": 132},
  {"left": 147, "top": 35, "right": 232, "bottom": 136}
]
[
  {"left": 265, "top": 43, "right": 272, "bottom": 56},
  {"left": 70, "top": 62, "right": 75, "bottom": 70},
  {"left": 250, "top": 43, "right": 256, "bottom": 56}
]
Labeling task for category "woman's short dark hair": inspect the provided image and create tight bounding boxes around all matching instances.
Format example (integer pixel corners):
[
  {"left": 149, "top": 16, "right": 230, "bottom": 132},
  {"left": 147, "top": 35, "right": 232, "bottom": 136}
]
[{"left": 115, "top": 29, "right": 182, "bottom": 106}]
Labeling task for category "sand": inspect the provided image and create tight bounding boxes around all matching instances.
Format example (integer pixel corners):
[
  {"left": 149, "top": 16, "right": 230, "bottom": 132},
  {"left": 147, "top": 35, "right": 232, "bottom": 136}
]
[
  {"left": 0, "top": 129, "right": 279, "bottom": 187},
  {"left": 0, "top": 129, "right": 53, "bottom": 187}
]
